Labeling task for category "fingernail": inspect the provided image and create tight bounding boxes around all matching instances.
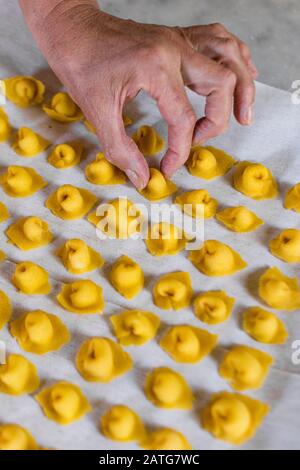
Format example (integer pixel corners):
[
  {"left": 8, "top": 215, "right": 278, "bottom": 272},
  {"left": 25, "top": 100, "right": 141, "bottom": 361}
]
[
  {"left": 244, "top": 106, "right": 253, "bottom": 125},
  {"left": 126, "top": 169, "right": 145, "bottom": 190}
]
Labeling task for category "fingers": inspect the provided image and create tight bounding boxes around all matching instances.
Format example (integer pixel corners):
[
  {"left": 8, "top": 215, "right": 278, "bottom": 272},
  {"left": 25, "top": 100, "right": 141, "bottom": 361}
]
[
  {"left": 181, "top": 24, "right": 257, "bottom": 116},
  {"left": 204, "top": 36, "right": 255, "bottom": 125},
  {"left": 147, "top": 73, "right": 197, "bottom": 178},
  {"left": 88, "top": 97, "right": 150, "bottom": 189},
  {"left": 182, "top": 50, "right": 236, "bottom": 144}
]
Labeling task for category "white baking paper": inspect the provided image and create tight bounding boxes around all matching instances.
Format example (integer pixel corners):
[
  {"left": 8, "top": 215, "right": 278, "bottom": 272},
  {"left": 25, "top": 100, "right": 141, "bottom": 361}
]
[{"left": 0, "top": 27, "right": 300, "bottom": 450}]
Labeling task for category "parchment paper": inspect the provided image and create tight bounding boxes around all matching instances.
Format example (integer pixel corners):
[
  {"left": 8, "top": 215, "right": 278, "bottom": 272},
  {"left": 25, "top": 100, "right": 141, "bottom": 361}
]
[{"left": 0, "top": 24, "right": 300, "bottom": 450}]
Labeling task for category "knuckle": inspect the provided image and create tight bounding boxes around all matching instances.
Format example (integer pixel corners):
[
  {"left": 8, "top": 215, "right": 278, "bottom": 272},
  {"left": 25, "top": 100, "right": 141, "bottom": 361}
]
[
  {"left": 220, "top": 67, "right": 237, "bottom": 89},
  {"left": 138, "top": 41, "right": 169, "bottom": 66},
  {"left": 222, "top": 37, "right": 239, "bottom": 54},
  {"left": 210, "top": 22, "right": 226, "bottom": 34}
]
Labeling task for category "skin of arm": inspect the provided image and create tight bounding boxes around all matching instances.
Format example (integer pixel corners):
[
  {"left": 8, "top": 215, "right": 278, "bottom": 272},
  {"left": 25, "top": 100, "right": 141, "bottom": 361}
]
[{"left": 19, "top": 0, "right": 257, "bottom": 188}]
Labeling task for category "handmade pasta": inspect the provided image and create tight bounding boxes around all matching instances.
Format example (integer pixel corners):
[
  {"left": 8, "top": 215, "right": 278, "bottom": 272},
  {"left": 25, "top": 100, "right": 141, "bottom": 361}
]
[
  {"left": 12, "top": 127, "right": 50, "bottom": 157},
  {"left": 110, "top": 255, "right": 144, "bottom": 299},
  {"left": 160, "top": 325, "right": 218, "bottom": 363},
  {"left": 259, "top": 266, "right": 300, "bottom": 310},
  {"left": 43, "top": 92, "right": 83, "bottom": 122},
  {"left": 139, "top": 168, "right": 177, "bottom": 201},
  {"left": 110, "top": 310, "right": 160, "bottom": 346},
  {"left": 145, "top": 367, "right": 194, "bottom": 410},
  {"left": 100, "top": 405, "right": 145, "bottom": 442},
  {"left": 269, "top": 228, "right": 300, "bottom": 262},
  {"left": 242, "top": 307, "right": 288, "bottom": 344},
  {"left": 6, "top": 216, "right": 53, "bottom": 250},
  {"left": 57, "top": 279, "right": 104, "bottom": 314},
  {"left": 233, "top": 161, "right": 278, "bottom": 200},
  {"left": 36, "top": 381, "right": 91, "bottom": 425},
  {"left": 0, "top": 354, "right": 40, "bottom": 396},
  {"left": 4, "top": 76, "right": 45, "bottom": 107},
  {"left": 189, "top": 240, "right": 247, "bottom": 276},
  {"left": 57, "top": 239, "right": 104, "bottom": 274},
  {"left": 153, "top": 271, "right": 192, "bottom": 310},
  {"left": 201, "top": 391, "right": 269, "bottom": 445},
  {"left": 193, "top": 290, "right": 235, "bottom": 324},
  {"left": 46, "top": 184, "right": 97, "bottom": 220},
  {"left": 186, "top": 146, "right": 235, "bottom": 180},
  {"left": 48, "top": 141, "right": 83, "bottom": 169},
  {"left": 219, "top": 345, "right": 273, "bottom": 391},
  {"left": 76, "top": 337, "right": 132, "bottom": 382},
  {"left": 0, "top": 165, "right": 47, "bottom": 197},
  {"left": 10, "top": 310, "right": 70, "bottom": 354},
  {"left": 85, "top": 152, "right": 126, "bottom": 185}
]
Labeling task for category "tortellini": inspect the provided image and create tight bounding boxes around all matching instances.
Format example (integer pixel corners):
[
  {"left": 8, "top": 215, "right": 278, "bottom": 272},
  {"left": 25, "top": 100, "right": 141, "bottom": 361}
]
[
  {"left": 57, "top": 279, "right": 104, "bottom": 314},
  {"left": 269, "top": 228, "right": 300, "bottom": 263},
  {"left": 186, "top": 146, "right": 235, "bottom": 180},
  {"left": 175, "top": 189, "right": 218, "bottom": 218},
  {"left": 201, "top": 391, "right": 269, "bottom": 445},
  {"left": 46, "top": 184, "right": 97, "bottom": 220},
  {"left": 36, "top": 381, "right": 91, "bottom": 425},
  {"left": 88, "top": 198, "right": 142, "bottom": 239},
  {"left": 259, "top": 267, "right": 300, "bottom": 311},
  {"left": 43, "top": 92, "right": 83, "bottom": 123},
  {"left": 160, "top": 325, "right": 218, "bottom": 363},
  {"left": 189, "top": 240, "right": 247, "bottom": 276},
  {"left": 242, "top": 307, "right": 288, "bottom": 344},
  {"left": 85, "top": 152, "right": 126, "bottom": 185},
  {"left": 110, "top": 255, "right": 144, "bottom": 299},
  {"left": 132, "top": 125, "right": 164, "bottom": 156},
  {"left": 76, "top": 337, "right": 132, "bottom": 382},
  {"left": 4, "top": 76, "right": 45, "bottom": 107},
  {"left": 6, "top": 216, "right": 53, "bottom": 250},
  {"left": 0, "top": 289, "right": 12, "bottom": 329},
  {"left": 48, "top": 141, "right": 83, "bottom": 169},
  {"left": 193, "top": 290, "right": 235, "bottom": 325},
  {"left": 284, "top": 183, "right": 300, "bottom": 212},
  {"left": 100, "top": 405, "right": 145, "bottom": 442},
  {"left": 0, "top": 354, "right": 40, "bottom": 396},
  {"left": 139, "top": 168, "right": 177, "bottom": 201},
  {"left": 12, "top": 127, "right": 50, "bottom": 157},
  {"left": 233, "top": 161, "right": 278, "bottom": 200},
  {"left": 145, "top": 367, "right": 194, "bottom": 410},
  {"left": 0, "top": 165, "right": 47, "bottom": 197},
  {"left": 145, "top": 222, "right": 187, "bottom": 256},
  {"left": 10, "top": 310, "right": 70, "bottom": 354},
  {"left": 57, "top": 238, "right": 104, "bottom": 274},
  {"left": 141, "top": 428, "right": 192, "bottom": 450},
  {"left": 0, "top": 202, "right": 9, "bottom": 222},
  {"left": 153, "top": 271, "right": 192, "bottom": 310},
  {"left": 0, "top": 424, "right": 38, "bottom": 450},
  {"left": 0, "top": 108, "right": 11, "bottom": 142},
  {"left": 216, "top": 206, "right": 264, "bottom": 232},
  {"left": 12, "top": 261, "right": 51, "bottom": 295},
  {"left": 111, "top": 310, "right": 160, "bottom": 346},
  {"left": 219, "top": 345, "right": 273, "bottom": 391}
]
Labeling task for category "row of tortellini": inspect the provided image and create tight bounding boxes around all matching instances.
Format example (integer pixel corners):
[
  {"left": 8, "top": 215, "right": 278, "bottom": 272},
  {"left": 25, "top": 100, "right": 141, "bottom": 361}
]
[
  {"left": 2, "top": 188, "right": 299, "bottom": 265},
  {"left": 0, "top": 384, "right": 270, "bottom": 449},
  {"left": 1, "top": 243, "right": 299, "bottom": 312},
  {"left": 0, "top": 345, "right": 271, "bottom": 447},
  {"left": 1, "top": 77, "right": 300, "bottom": 212}
]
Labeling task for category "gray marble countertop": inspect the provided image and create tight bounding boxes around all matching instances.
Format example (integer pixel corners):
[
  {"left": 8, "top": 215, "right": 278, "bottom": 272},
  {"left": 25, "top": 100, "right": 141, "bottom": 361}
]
[{"left": 101, "top": 0, "right": 300, "bottom": 91}]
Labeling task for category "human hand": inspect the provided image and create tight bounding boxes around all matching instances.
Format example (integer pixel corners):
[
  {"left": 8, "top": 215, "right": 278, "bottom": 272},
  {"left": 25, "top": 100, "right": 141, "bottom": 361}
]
[{"left": 20, "top": 1, "right": 256, "bottom": 188}]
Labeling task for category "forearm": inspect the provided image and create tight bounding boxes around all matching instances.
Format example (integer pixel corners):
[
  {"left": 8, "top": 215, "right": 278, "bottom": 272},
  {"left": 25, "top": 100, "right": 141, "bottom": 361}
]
[{"left": 19, "top": 0, "right": 99, "bottom": 29}]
